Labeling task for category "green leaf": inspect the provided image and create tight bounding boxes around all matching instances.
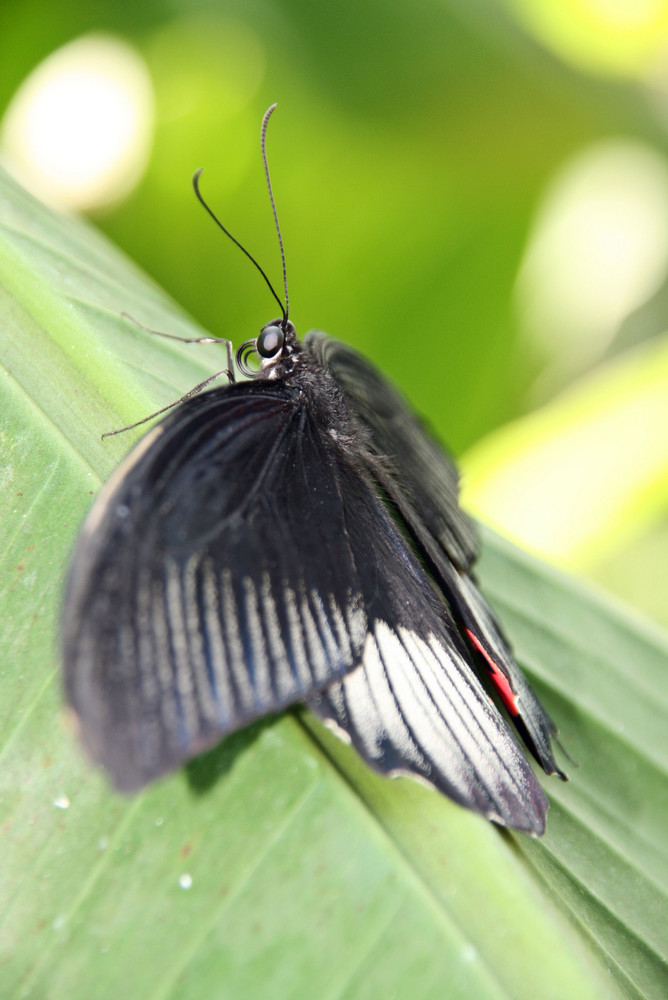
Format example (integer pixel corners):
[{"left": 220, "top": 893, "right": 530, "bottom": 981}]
[
  {"left": 1, "top": 167, "right": 666, "bottom": 1000},
  {"left": 462, "top": 338, "right": 668, "bottom": 569}
]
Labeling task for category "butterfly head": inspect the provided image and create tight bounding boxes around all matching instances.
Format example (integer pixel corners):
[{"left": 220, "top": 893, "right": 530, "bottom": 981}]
[{"left": 236, "top": 318, "right": 298, "bottom": 378}]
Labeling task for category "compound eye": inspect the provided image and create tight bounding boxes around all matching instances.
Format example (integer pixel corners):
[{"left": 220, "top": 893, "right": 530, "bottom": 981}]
[{"left": 256, "top": 324, "right": 284, "bottom": 358}]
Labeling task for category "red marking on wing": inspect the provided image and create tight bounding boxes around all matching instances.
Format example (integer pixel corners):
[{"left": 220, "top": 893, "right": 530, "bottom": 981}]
[{"left": 466, "top": 629, "right": 519, "bottom": 716}]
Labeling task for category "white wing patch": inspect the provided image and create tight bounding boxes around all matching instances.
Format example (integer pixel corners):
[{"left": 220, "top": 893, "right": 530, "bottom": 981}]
[{"left": 308, "top": 619, "right": 548, "bottom": 832}]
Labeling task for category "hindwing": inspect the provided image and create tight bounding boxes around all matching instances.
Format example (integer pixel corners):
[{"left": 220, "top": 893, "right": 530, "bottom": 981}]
[{"left": 306, "top": 331, "right": 564, "bottom": 797}]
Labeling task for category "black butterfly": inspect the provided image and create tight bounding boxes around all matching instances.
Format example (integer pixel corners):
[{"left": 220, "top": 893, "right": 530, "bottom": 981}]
[{"left": 62, "top": 109, "right": 565, "bottom": 836}]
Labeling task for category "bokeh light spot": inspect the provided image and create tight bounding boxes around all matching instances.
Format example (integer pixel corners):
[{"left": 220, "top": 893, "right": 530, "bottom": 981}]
[
  {"left": 463, "top": 338, "right": 668, "bottom": 569},
  {"left": 1, "top": 35, "right": 154, "bottom": 211},
  {"left": 516, "top": 140, "right": 668, "bottom": 385},
  {"left": 506, "top": 0, "right": 668, "bottom": 76}
]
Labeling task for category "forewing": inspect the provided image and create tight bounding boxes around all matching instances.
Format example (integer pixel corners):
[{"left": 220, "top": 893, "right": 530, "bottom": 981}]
[
  {"left": 378, "top": 492, "right": 566, "bottom": 780},
  {"left": 63, "top": 380, "right": 371, "bottom": 791},
  {"left": 306, "top": 330, "right": 564, "bottom": 784},
  {"left": 304, "top": 330, "right": 479, "bottom": 570},
  {"left": 449, "top": 571, "right": 566, "bottom": 778}
]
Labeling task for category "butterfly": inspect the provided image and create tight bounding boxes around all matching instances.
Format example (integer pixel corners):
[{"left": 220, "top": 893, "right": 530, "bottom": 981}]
[{"left": 61, "top": 107, "right": 566, "bottom": 836}]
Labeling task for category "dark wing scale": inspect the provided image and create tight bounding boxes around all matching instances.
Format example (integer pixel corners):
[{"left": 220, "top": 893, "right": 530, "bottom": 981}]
[
  {"left": 305, "top": 330, "right": 564, "bottom": 784},
  {"left": 304, "top": 330, "right": 479, "bottom": 571},
  {"left": 305, "top": 467, "right": 549, "bottom": 834},
  {"left": 63, "top": 380, "right": 374, "bottom": 791}
]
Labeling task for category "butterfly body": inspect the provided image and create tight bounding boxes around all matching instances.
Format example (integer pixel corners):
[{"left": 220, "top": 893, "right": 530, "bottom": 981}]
[{"left": 63, "top": 319, "right": 564, "bottom": 834}]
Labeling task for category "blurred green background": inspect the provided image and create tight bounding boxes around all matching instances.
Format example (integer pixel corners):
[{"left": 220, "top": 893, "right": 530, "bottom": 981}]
[{"left": 2, "top": 0, "right": 668, "bottom": 626}]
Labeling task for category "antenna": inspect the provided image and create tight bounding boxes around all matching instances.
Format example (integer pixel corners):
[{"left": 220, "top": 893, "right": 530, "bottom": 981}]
[
  {"left": 191, "top": 104, "right": 290, "bottom": 327},
  {"left": 192, "top": 170, "right": 286, "bottom": 324},
  {"left": 261, "top": 104, "right": 289, "bottom": 322}
]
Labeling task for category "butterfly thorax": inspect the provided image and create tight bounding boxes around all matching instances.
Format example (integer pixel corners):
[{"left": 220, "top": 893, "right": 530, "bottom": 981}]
[{"left": 254, "top": 325, "right": 368, "bottom": 458}]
